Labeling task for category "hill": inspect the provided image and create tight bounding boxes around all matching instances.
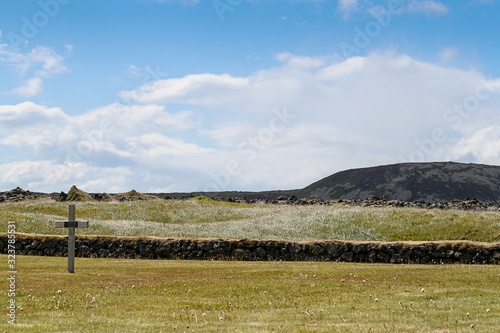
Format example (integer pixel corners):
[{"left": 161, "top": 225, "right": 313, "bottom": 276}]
[
  {"left": 297, "top": 162, "right": 500, "bottom": 203},
  {"left": 3, "top": 162, "right": 500, "bottom": 204}
]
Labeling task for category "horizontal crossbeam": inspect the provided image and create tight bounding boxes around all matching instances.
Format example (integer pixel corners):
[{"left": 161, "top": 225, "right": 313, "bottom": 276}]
[{"left": 55, "top": 220, "right": 89, "bottom": 228}]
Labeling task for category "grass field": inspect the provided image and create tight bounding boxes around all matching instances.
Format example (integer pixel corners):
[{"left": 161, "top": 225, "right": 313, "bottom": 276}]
[
  {"left": 2, "top": 199, "right": 499, "bottom": 332},
  {"left": 1, "top": 198, "right": 499, "bottom": 242},
  {"left": 1, "top": 255, "right": 499, "bottom": 332}
]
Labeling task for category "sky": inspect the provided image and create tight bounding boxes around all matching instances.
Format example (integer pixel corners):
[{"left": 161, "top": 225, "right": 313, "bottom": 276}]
[{"left": 1, "top": 0, "right": 500, "bottom": 193}]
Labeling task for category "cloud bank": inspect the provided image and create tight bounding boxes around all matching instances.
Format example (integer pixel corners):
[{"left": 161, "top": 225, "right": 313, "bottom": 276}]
[{"left": 1, "top": 51, "right": 500, "bottom": 193}]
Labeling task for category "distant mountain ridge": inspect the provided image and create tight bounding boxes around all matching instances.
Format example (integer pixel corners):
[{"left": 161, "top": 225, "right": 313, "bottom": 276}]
[{"left": 296, "top": 162, "right": 500, "bottom": 203}]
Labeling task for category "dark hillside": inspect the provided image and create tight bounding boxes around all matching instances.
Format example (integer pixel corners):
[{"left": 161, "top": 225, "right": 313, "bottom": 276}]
[{"left": 298, "top": 162, "right": 500, "bottom": 203}]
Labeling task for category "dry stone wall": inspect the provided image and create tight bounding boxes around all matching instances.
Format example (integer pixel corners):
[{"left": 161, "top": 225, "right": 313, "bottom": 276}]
[{"left": 2, "top": 234, "right": 499, "bottom": 264}]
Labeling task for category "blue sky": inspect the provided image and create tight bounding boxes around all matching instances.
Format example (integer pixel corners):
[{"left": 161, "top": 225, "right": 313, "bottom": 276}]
[{"left": 1, "top": 0, "right": 500, "bottom": 193}]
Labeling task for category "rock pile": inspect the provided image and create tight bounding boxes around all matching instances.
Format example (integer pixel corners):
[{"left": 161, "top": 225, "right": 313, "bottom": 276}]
[
  {"left": 53, "top": 187, "right": 157, "bottom": 202},
  {"left": 210, "top": 196, "right": 500, "bottom": 211},
  {"left": 3, "top": 234, "right": 499, "bottom": 265},
  {"left": 0, "top": 187, "right": 40, "bottom": 203},
  {"left": 113, "top": 190, "right": 158, "bottom": 201}
]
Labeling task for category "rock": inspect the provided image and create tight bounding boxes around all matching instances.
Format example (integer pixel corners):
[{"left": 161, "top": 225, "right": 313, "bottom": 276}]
[
  {"left": 113, "top": 190, "right": 158, "bottom": 201},
  {"left": 66, "top": 185, "right": 93, "bottom": 202},
  {"left": 341, "top": 251, "right": 354, "bottom": 262},
  {"left": 55, "top": 191, "right": 68, "bottom": 202},
  {"left": 311, "top": 244, "right": 324, "bottom": 256},
  {"left": 0, "top": 187, "right": 38, "bottom": 202}
]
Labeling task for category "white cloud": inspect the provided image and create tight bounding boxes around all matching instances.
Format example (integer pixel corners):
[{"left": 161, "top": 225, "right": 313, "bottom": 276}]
[
  {"left": 112, "top": 50, "right": 500, "bottom": 192},
  {"left": 404, "top": 0, "right": 448, "bottom": 16},
  {"left": 0, "top": 160, "right": 134, "bottom": 193},
  {"left": 0, "top": 101, "right": 211, "bottom": 192},
  {"left": 337, "top": 0, "right": 448, "bottom": 19},
  {"left": 0, "top": 44, "right": 68, "bottom": 97},
  {"left": 337, "top": 0, "right": 362, "bottom": 19},
  {"left": 2, "top": 51, "right": 500, "bottom": 193},
  {"left": 453, "top": 126, "right": 500, "bottom": 163},
  {"left": 119, "top": 73, "right": 249, "bottom": 105},
  {"left": 0, "top": 101, "right": 68, "bottom": 127},
  {"left": 6, "top": 77, "right": 43, "bottom": 97}
]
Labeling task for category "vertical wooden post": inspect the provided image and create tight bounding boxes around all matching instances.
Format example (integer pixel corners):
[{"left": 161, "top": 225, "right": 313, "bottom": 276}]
[
  {"left": 55, "top": 205, "right": 88, "bottom": 273},
  {"left": 68, "top": 204, "right": 76, "bottom": 274}
]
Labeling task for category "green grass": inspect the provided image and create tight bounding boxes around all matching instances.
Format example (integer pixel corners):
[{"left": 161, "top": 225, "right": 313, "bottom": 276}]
[
  {"left": 2, "top": 200, "right": 499, "bottom": 331},
  {"left": 1, "top": 199, "right": 499, "bottom": 242},
  {"left": 1, "top": 255, "right": 498, "bottom": 332}
]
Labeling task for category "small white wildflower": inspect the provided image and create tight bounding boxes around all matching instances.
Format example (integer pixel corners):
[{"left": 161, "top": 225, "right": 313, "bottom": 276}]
[{"left": 486, "top": 309, "right": 490, "bottom": 313}]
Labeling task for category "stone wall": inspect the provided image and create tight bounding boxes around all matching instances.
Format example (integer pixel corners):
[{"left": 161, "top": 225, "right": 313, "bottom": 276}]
[{"left": 2, "top": 233, "right": 499, "bottom": 264}]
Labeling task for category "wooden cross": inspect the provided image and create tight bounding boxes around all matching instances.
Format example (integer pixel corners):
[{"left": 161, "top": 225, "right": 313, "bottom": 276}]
[{"left": 55, "top": 205, "right": 89, "bottom": 273}]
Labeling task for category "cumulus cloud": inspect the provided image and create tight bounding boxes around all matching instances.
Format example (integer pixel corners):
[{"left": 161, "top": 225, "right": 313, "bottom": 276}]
[
  {"left": 114, "top": 51, "right": 500, "bottom": 191},
  {"left": 0, "top": 101, "right": 68, "bottom": 130},
  {"left": 0, "top": 101, "right": 212, "bottom": 191},
  {"left": 453, "top": 126, "right": 500, "bottom": 163},
  {"left": 2, "top": 51, "right": 500, "bottom": 193},
  {"left": 0, "top": 160, "right": 134, "bottom": 193}
]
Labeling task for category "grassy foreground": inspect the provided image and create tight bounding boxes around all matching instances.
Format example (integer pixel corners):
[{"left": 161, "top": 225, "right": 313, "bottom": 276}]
[
  {"left": 1, "top": 255, "right": 499, "bottom": 332},
  {"left": 1, "top": 198, "right": 499, "bottom": 242}
]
